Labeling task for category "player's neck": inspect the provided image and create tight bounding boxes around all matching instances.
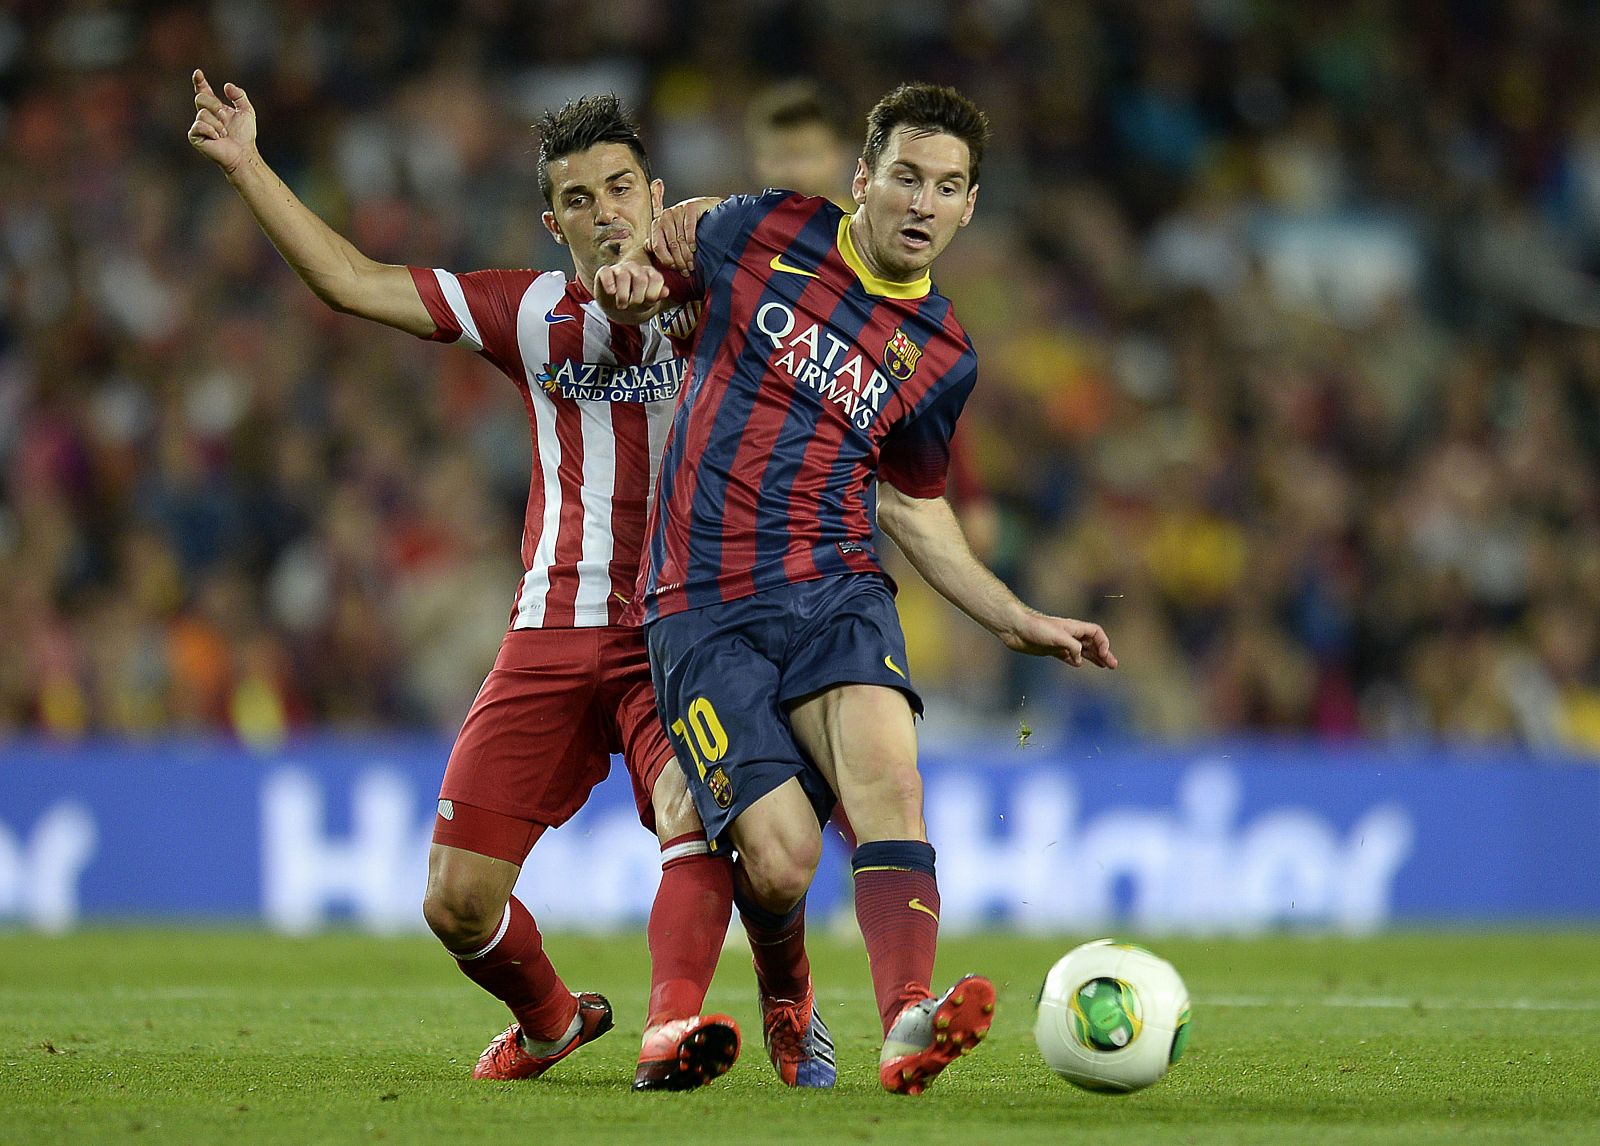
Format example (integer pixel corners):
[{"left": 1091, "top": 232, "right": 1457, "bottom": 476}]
[
  {"left": 570, "top": 259, "right": 598, "bottom": 296},
  {"left": 841, "top": 213, "right": 932, "bottom": 300},
  {"left": 844, "top": 212, "right": 891, "bottom": 282}
]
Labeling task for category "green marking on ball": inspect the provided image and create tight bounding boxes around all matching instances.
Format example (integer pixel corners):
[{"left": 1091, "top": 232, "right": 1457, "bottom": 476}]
[
  {"left": 1169, "top": 1006, "right": 1191, "bottom": 1064},
  {"left": 1068, "top": 977, "right": 1142, "bottom": 1051}
]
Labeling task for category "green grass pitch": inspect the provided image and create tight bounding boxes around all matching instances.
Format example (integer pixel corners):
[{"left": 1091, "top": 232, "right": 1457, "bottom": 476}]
[{"left": 3, "top": 929, "right": 1598, "bottom": 1144}]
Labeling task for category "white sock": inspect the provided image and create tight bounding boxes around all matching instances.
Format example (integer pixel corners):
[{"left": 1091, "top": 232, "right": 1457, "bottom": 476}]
[{"left": 519, "top": 1006, "right": 581, "bottom": 1056}]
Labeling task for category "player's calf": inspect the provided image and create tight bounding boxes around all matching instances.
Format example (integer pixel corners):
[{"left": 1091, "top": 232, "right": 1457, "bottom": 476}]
[{"left": 878, "top": 974, "right": 995, "bottom": 1096}]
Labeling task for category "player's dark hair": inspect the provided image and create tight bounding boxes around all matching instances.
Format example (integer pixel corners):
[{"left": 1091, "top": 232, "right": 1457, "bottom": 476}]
[
  {"left": 536, "top": 94, "right": 651, "bottom": 207},
  {"left": 745, "top": 79, "right": 846, "bottom": 141},
  {"left": 862, "top": 82, "right": 990, "bottom": 185}
]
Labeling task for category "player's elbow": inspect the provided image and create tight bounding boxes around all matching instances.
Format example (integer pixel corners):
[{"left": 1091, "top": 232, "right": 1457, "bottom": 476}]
[
  {"left": 875, "top": 482, "right": 928, "bottom": 548},
  {"left": 301, "top": 267, "right": 365, "bottom": 317},
  {"left": 308, "top": 252, "right": 391, "bottom": 318},
  {"left": 320, "top": 289, "right": 361, "bottom": 316}
]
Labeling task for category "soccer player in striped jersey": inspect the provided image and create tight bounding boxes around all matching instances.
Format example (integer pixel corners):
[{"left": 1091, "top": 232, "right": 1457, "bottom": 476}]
[
  {"left": 745, "top": 80, "right": 998, "bottom": 559},
  {"left": 189, "top": 77, "right": 759, "bottom": 1091},
  {"left": 598, "top": 83, "right": 1117, "bottom": 1095}
]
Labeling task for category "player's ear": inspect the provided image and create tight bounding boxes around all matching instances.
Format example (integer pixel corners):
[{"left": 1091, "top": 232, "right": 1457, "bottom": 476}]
[
  {"left": 650, "top": 179, "right": 665, "bottom": 215},
  {"left": 959, "top": 184, "right": 978, "bottom": 227},
  {"left": 851, "top": 157, "right": 869, "bottom": 205},
  {"left": 541, "top": 210, "right": 567, "bottom": 246}
]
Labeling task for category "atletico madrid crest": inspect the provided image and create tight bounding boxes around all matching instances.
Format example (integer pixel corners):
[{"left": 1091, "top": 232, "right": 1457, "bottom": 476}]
[{"left": 883, "top": 327, "right": 923, "bottom": 381}]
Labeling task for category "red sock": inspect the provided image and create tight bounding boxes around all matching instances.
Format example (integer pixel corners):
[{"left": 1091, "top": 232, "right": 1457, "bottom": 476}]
[
  {"left": 455, "top": 896, "right": 575, "bottom": 1041},
  {"left": 645, "top": 834, "right": 734, "bottom": 1028},
  {"left": 852, "top": 840, "right": 940, "bottom": 1036},
  {"left": 735, "top": 885, "right": 811, "bottom": 1003}
]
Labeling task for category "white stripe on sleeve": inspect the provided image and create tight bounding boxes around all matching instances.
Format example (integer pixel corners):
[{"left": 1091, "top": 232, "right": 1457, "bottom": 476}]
[{"left": 434, "top": 269, "right": 484, "bottom": 352}]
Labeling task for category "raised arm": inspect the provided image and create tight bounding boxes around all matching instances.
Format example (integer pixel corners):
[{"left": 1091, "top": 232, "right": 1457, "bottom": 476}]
[
  {"left": 187, "top": 69, "right": 433, "bottom": 337},
  {"left": 876, "top": 481, "right": 1116, "bottom": 669}
]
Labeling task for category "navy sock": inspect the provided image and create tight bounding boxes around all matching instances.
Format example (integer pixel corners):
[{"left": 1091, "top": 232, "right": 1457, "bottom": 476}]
[{"left": 734, "top": 884, "right": 810, "bottom": 1001}]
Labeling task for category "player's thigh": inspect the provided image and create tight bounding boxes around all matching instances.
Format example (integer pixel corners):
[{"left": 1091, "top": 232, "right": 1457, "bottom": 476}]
[
  {"left": 777, "top": 574, "right": 926, "bottom": 724},
  {"left": 648, "top": 759, "right": 704, "bottom": 842},
  {"left": 778, "top": 575, "right": 925, "bottom": 839},
  {"left": 440, "top": 627, "right": 612, "bottom": 828},
  {"left": 597, "top": 627, "right": 683, "bottom": 835},
  {"left": 787, "top": 683, "right": 923, "bottom": 842},
  {"left": 646, "top": 606, "right": 834, "bottom": 850}
]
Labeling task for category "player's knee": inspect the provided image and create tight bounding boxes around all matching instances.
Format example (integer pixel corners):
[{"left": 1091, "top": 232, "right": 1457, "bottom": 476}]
[
  {"left": 422, "top": 882, "right": 505, "bottom": 951},
  {"left": 842, "top": 762, "right": 925, "bottom": 839},
  {"left": 740, "top": 834, "right": 821, "bottom": 910}
]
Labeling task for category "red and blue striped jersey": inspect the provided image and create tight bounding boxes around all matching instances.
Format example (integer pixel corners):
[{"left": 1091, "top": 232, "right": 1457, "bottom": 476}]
[{"left": 638, "top": 191, "right": 978, "bottom": 622}]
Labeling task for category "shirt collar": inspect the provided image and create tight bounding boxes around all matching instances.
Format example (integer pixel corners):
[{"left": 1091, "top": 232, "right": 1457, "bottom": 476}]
[{"left": 836, "top": 214, "right": 932, "bottom": 300}]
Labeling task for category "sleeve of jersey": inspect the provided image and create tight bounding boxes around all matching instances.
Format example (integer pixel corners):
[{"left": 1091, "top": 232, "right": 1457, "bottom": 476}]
[
  {"left": 878, "top": 365, "right": 979, "bottom": 499},
  {"left": 407, "top": 266, "right": 536, "bottom": 372},
  {"left": 946, "top": 427, "right": 990, "bottom": 504},
  {"left": 679, "top": 191, "right": 788, "bottom": 291}
]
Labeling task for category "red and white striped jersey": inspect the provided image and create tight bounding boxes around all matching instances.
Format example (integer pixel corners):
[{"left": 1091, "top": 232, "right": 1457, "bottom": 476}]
[{"left": 410, "top": 265, "right": 690, "bottom": 629}]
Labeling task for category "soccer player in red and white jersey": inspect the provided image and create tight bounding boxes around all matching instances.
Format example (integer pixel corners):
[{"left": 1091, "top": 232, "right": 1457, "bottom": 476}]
[
  {"left": 189, "top": 75, "right": 752, "bottom": 1090},
  {"left": 599, "top": 83, "right": 1117, "bottom": 1095}
]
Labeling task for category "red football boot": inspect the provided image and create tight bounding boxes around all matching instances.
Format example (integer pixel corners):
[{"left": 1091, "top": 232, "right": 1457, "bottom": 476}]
[
  {"left": 760, "top": 982, "right": 837, "bottom": 1088},
  {"left": 878, "top": 974, "right": 996, "bottom": 1096},
  {"left": 471, "top": 992, "right": 614, "bottom": 1081},
  {"left": 632, "top": 1014, "right": 741, "bottom": 1091}
]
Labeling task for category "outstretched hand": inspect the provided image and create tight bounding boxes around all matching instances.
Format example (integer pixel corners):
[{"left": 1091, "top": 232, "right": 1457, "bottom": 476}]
[
  {"left": 1000, "top": 610, "right": 1117, "bottom": 669},
  {"left": 594, "top": 259, "right": 670, "bottom": 324},
  {"left": 188, "top": 69, "right": 257, "bottom": 174}
]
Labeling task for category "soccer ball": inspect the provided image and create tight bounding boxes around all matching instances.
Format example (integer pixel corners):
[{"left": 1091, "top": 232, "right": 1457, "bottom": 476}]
[{"left": 1033, "top": 938, "right": 1191, "bottom": 1093}]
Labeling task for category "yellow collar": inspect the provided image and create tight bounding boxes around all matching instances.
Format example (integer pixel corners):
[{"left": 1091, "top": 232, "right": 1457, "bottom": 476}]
[{"left": 836, "top": 215, "right": 932, "bottom": 300}]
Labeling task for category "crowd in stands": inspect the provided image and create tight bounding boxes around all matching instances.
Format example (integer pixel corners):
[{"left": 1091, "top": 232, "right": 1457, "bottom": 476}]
[{"left": 2, "top": 1, "right": 1598, "bottom": 752}]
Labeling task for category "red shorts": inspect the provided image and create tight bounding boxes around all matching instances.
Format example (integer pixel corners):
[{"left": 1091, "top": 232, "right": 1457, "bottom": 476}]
[{"left": 430, "top": 626, "right": 673, "bottom": 861}]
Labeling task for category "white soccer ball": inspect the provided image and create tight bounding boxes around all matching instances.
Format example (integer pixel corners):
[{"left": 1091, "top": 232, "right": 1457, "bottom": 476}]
[{"left": 1033, "top": 938, "right": 1191, "bottom": 1093}]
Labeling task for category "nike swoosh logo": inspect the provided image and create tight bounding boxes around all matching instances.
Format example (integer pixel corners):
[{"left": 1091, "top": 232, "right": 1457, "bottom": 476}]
[
  {"left": 884, "top": 655, "right": 906, "bottom": 679},
  {"left": 908, "top": 897, "right": 939, "bottom": 922},
  {"left": 545, "top": 307, "right": 576, "bottom": 324},
  {"left": 770, "top": 254, "right": 819, "bottom": 279}
]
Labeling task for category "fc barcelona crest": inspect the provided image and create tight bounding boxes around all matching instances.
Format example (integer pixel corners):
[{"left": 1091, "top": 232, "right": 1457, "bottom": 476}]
[
  {"left": 707, "top": 766, "right": 734, "bottom": 809},
  {"left": 884, "top": 327, "right": 923, "bottom": 381}
]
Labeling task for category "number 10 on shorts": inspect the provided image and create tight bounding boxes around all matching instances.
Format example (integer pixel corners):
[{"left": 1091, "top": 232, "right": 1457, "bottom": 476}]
[{"left": 671, "top": 696, "right": 728, "bottom": 780}]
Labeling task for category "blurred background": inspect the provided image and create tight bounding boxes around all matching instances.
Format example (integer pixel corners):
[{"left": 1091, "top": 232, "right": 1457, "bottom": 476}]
[{"left": 1, "top": 1, "right": 1597, "bottom": 935}]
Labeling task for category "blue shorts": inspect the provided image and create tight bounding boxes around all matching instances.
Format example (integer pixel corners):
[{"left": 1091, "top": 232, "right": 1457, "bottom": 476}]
[{"left": 646, "top": 573, "right": 923, "bottom": 848}]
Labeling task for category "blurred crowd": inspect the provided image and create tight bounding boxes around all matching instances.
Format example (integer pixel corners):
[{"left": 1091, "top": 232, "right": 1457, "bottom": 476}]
[{"left": 3, "top": 0, "right": 1599, "bottom": 753}]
